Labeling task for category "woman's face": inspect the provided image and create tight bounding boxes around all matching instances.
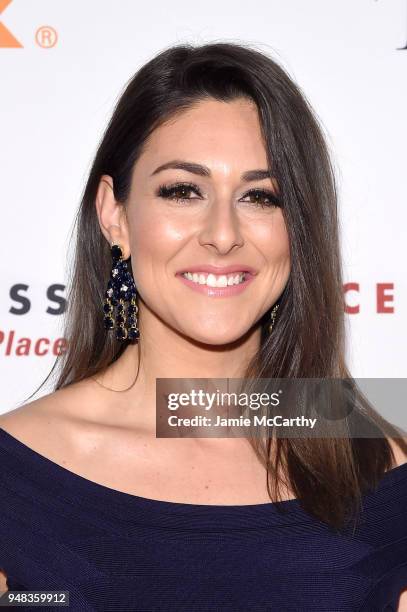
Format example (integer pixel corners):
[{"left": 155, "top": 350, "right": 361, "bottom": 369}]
[{"left": 113, "top": 97, "right": 290, "bottom": 345}]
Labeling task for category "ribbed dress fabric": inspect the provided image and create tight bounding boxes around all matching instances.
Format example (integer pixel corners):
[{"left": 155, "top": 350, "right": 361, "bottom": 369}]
[{"left": 0, "top": 427, "right": 406, "bottom": 612}]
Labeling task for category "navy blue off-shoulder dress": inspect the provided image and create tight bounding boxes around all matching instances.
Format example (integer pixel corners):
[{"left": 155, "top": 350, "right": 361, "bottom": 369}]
[{"left": 0, "top": 426, "right": 406, "bottom": 612}]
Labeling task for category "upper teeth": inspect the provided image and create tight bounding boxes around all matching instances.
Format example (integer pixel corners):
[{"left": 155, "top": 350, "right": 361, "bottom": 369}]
[{"left": 182, "top": 272, "right": 246, "bottom": 287}]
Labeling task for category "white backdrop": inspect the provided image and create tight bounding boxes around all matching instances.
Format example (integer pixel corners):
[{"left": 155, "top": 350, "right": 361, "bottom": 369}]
[{"left": 1, "top": 0, "right": 406, "bottom": 411}]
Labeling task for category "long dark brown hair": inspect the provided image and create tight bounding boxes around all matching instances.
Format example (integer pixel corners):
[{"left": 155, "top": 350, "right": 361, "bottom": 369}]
[{"left": 27, "top": 41, "right": 406, "bottom": 531}]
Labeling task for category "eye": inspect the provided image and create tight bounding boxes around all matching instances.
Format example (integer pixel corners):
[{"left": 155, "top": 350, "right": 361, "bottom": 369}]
[
  {"left": 156, "top": 182, "right": 281, "bottom": 208},
  {"left": 240, "top": 188, "right": 281, "bottom": 208},
  {"left": 156, "top": 182, "right": 202, "bottom": 203}
]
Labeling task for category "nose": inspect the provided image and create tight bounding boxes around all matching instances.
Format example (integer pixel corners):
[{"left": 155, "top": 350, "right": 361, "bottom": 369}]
[{"left": 197, "top": 197, "right": 244, "bottom": 255}]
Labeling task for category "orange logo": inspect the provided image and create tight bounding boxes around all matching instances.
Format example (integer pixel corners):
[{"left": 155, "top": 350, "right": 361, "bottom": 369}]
[{"left": 0, "top": 0, "right": 22, "bottom": 47}]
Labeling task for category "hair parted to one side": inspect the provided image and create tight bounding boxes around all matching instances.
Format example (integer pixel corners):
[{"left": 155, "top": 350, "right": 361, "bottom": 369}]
[{"left": 27, "top": 41, "right": 406, "bottom": 531}]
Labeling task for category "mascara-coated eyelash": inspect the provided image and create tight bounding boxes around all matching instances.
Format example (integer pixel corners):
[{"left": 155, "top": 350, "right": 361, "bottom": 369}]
[
  {"left": 156, "top": 182, "right": 281, "bottom": 207},
  {"left": 156, "top": 182, "right": 202, "bottom": 201}
]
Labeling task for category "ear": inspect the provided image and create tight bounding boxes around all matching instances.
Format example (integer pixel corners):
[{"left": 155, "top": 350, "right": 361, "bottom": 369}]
[{"left": 95, "top": 175, "right": 131, "bottom": 259}]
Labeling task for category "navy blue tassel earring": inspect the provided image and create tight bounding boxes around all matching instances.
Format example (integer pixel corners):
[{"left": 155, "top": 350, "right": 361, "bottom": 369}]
[{"left": 103, "top": 242, "right": 140, "bottom": 341}]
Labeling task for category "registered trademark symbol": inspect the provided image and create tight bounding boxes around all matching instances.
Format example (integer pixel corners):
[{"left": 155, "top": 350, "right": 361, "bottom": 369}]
[{"left": 35, "top": 25, "right": 58, "bottom": 48}]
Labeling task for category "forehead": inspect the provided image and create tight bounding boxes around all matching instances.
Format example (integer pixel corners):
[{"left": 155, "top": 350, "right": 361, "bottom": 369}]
[{"left": 136, "top": 98, "right": 268, "bottom": 175}]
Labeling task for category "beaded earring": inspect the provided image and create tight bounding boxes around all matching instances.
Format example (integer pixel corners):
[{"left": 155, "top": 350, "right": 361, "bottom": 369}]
[
  {"left": 103, "top": 242, "right": 140, "bottom": 341},
  {"left": 268, "top": 303, "right": 280, "bottom": 334}
]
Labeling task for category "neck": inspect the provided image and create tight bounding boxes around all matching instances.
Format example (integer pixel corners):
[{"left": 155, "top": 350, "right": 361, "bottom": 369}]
[{"left": 91, "top": 304, "right": 262, "bottom": 432}]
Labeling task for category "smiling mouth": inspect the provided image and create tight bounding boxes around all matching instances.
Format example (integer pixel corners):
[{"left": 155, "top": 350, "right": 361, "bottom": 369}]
[
  {"left": 176, "top": 270, "right": 256, "bottom": 297},
  {"left": 179, "top": 271, "right": 248, "bottom": 287}
]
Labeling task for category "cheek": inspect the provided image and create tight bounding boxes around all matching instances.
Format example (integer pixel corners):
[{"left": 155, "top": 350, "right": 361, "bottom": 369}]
[
  {"left": 274, "top": 231, "right": 291, "bottom": 278},
  {"left": 275, "top": 226, "right": 291, "bottom": 262},
  {"left": 130, "top": 203, "right": 186, "bottom": 244},
  {"left": 128, "top": 208, "right": 185, "bottom": 281},
  {"left": 251, "top": 213, "right": 291, "bottom": 263}
]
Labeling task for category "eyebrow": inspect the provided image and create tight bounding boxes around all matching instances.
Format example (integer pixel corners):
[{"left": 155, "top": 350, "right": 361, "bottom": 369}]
[{"left": 150, "top": 159, "right": 274, "bottom": 182}]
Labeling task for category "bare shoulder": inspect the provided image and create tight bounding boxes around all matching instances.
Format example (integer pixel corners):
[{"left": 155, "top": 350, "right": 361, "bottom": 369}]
[
  {"left": 0, "top": 377, "right": 113, "bottom": 593},
  {"left": 0, "top": 377, "right": 105, "bottom": 460}
]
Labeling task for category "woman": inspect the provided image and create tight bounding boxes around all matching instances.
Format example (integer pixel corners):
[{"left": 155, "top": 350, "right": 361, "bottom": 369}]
[{"left": 1, "top": 41, "right": 406, "bottom": 611}]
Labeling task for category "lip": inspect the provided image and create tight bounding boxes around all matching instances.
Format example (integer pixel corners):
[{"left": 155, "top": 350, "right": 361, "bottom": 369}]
[
  {"left": 176, "top": 264, "right": 258, "bottom": 276},
  {"left": 177, "top": 270, "right": 256, "bottom": 298}
]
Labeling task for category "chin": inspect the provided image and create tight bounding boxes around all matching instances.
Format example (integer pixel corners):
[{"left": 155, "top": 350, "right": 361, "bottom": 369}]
[{"left": 186, "top": 328, "right": 246, "bottom": 347}]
